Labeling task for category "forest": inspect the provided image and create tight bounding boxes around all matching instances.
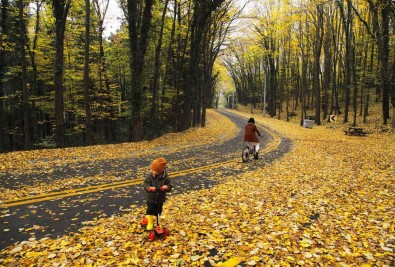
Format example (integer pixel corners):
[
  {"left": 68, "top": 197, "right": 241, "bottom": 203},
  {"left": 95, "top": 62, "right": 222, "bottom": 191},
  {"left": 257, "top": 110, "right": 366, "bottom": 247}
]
[
  {"left": 0, "top": 0, "right": 394, "bottom": 152},
  {"left": 0, "top": 0, "right": 239, "bottom": 151},
  {"left": 223, "top": 0, "right": 395, "bottom": 129}
]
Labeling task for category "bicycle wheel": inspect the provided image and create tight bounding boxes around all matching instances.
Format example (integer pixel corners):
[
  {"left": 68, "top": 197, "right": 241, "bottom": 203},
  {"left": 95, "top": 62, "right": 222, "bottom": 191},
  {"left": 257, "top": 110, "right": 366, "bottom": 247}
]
[{"left": 242, "top": 146, "right": 250, "bottom": 162}]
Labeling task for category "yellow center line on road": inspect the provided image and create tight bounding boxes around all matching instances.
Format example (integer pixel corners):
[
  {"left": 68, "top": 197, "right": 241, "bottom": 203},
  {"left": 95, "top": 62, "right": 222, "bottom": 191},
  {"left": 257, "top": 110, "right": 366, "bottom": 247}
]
[
  {"left": 2, "top": 119, "right": 282, "bottom": 208},
  {"left": 2, "top": 160, "right": 238, "bottom": 208},
  {"left": 3, "top": 162, "right": 236, "bottom": 205}
]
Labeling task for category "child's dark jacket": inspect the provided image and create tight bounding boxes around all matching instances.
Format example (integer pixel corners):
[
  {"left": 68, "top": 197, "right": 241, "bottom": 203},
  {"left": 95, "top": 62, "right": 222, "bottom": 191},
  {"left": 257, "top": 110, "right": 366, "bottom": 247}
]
[{"left": 143, "top": 170, "right": 172, "bottom": 204}]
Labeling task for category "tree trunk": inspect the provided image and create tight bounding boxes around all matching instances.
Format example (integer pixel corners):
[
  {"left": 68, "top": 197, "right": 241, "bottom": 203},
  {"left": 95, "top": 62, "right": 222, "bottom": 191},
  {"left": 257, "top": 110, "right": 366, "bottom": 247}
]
[
  {"left": 337, "top": 0, "right": 353, "bottom": 123},
  {"left": 323, "top": 7, "right": 332, "bottom": 121},
  {"left": 93, "top": 0, "right": 113, "bottom": 141},
  {"left": 161, "top": 0, "right": 177, "bottom": 130},
  {"left": 392, "top": 31, "right": 395, "bottom": 129},
  {"left": 28, "top": 0, "right": 43, "bottom": 96},
  {"left": 299, "top": 21, "right": 307, "bottom": 125},
  {"left": 359, "top": 31, "right": 369, "bottom": 116},
  {"left": 151, "top": 0, "right": 169, "bottom": 137},
  {"left": 19, "top": 0, "right": 31, "bottom": 150},
  {"left": 367, "top": 0, "right": 391, "bottom": 125},
  {"left": 188, "top": 4, "right": 202, "bottom": 129},
  {"left": 314, "top": 4, "right": 323, "bottom": 125},
  {"left": 268, "top": 54, "right": 277, "bottom": 117},
  {"left": 27, "top": 0, "right": 44, "bottom": 145},
  {"left": 0, "top": 0, "right": 9, "bottom": 151},
  {"left": 392, "top": 106, "right": 395, "bottom": 129},
  {"left": 174, "top": 0, "right": 186, "bottom": 131},
  {"left": 127, "top": 0, "right": 155, "bottom": 141},
  {"left": 363, "top": 92, "right": 370, "bottom": 123},
  {"left": 53, "top": 0, "right": 71, "bottom": 148},
  {"left": 379, "top": 1, "right": 391, "bottom": 125},
  {"left": 84, "top": 0, "right": 93, "bottom": 145},
  {"left": 352, "top": 34, "right": 358, "bottom": 127},
  {"left": 333, "top": 15, "right": 342, "bottom": 115}
]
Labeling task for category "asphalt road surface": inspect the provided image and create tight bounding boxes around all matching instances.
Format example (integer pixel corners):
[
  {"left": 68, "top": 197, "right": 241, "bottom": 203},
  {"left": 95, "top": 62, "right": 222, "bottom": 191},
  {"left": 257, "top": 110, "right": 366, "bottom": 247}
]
[{"left": 0, "top": 110, "right": 292, "bottom": 250}]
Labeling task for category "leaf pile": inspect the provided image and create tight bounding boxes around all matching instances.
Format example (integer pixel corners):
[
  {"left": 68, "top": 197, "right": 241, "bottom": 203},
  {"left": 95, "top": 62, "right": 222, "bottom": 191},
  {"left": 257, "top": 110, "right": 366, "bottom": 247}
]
[{"left": 1, "top": 110, "right": 394, "bottom": 266}]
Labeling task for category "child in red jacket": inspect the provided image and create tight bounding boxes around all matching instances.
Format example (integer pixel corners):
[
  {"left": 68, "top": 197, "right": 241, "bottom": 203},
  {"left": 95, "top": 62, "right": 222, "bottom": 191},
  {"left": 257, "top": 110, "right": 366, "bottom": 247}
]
[
  {"left": 244, "top": 117, "right": 262, "bottom": 153},
  {"left": 142, "top": 158, "right": 172, "bottom": 230}
]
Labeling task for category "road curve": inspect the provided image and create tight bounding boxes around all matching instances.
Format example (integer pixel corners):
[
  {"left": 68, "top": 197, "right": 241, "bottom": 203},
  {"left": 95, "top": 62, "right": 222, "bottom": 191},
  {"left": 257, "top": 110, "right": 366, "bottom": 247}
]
[{"left": 0, "top": 110, "right": 292, "bottom": 250}]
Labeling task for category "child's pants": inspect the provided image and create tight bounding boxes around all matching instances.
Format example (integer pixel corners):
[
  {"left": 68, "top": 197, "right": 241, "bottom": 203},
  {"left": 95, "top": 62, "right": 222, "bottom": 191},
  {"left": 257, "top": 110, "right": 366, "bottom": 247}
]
[
  {"left": 246, "top": 142, "right": 259, "bottom": 152},
  {"left": 146, "top": 202, "right": 163, "bottom": 215}
]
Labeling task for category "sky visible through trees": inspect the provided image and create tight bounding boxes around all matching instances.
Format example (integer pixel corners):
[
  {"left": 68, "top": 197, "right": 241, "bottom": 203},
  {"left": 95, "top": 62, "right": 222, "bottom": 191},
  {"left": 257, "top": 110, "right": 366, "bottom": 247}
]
[{"left": 102, "top": 0, "right": 122, "bottom": 37}]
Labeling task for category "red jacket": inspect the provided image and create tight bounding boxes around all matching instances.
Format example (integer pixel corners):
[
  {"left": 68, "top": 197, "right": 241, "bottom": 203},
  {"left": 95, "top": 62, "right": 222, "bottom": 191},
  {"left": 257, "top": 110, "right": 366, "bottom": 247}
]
[{"left": 244, "top": 123, "right": 261, "bottom": 143}]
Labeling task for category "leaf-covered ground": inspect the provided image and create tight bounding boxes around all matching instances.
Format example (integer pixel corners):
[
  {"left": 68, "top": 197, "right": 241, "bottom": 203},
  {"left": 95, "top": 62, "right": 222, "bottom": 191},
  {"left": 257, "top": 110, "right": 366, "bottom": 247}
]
[{"left": 1, "top": 109, "right": 394, "bottom": 266}]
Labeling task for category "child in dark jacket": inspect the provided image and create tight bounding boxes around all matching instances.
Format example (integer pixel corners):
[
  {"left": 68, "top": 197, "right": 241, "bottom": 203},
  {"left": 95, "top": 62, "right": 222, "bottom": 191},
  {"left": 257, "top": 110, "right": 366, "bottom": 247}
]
[{"left": 143, "top": 157, "right": 172, "bottom": 230}]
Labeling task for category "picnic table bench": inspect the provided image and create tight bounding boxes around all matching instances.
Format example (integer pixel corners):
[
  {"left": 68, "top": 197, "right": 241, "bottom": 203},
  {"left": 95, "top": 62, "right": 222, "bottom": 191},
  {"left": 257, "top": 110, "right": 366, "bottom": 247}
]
[
  {"left": 306, "top": 115, "right": 315, "bottom": 121},
  {"left": 344, "top": 127, "right": 368, "bottom": 136}
]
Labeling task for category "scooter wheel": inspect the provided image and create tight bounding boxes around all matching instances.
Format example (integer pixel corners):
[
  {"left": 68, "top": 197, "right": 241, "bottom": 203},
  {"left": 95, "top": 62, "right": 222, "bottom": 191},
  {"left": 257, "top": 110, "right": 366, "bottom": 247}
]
[
  {"left": 148, "top": 230, "right": 156, "bottom": 241},
  {"left": 163, "top": 228, "right": 170, "bottom": 236},
  {"left": 141, "top": 217, "right": 148, "bottom": 227}
]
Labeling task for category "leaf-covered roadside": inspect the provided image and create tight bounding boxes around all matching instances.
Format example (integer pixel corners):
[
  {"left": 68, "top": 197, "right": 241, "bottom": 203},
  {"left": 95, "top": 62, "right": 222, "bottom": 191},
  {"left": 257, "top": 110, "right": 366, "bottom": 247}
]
[{"left": 1, "top": 110, "right": 394, "bottom": 266}]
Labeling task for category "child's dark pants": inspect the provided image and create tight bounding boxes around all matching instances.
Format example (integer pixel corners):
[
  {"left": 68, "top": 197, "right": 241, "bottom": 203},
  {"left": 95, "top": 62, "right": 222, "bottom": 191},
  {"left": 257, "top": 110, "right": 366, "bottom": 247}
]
[{"left": 146, "top": 202, "right": 163, "bottom": 215}]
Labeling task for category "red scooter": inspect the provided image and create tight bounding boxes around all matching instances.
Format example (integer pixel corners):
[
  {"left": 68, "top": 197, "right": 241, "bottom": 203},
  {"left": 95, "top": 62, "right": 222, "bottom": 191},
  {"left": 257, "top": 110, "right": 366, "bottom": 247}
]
[
  {"left": 141, "top": 187, "right": 170, "bottom": 241},
  {"left": 141, "top": 213, "right": 170, "bottom": 241}
]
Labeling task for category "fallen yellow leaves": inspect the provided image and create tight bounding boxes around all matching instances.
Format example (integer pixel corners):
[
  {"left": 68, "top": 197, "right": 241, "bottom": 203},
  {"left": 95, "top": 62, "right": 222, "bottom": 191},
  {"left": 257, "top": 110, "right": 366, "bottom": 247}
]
[
  {"left": 217, "top": 257, "right": 243, "bottom": 266},
  {"left": 1, "top": 110, "right": 394, "bottom": 266}
]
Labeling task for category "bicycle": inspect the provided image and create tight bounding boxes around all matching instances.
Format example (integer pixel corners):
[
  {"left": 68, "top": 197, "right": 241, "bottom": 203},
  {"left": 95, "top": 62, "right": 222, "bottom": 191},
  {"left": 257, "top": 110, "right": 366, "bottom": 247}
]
[{"left": 242, "top": 142, "right": 259, "bottom": 162}]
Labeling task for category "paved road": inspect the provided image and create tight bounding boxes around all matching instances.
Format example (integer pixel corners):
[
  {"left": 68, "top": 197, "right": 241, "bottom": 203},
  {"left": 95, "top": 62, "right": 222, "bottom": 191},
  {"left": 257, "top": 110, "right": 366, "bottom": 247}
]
[{"left": 0, "top": 110, "right": 292, "bottom": 250}]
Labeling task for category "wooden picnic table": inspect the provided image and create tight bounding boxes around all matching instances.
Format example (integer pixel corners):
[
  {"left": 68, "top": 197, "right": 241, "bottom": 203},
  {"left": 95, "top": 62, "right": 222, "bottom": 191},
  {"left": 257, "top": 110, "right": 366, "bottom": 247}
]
[{"left": 344, "top": 127, "right": 368, "bottom": 136}]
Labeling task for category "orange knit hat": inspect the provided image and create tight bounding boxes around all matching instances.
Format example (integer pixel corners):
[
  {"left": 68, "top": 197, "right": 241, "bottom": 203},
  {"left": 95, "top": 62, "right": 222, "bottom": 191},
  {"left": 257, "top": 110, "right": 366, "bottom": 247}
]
[{"left": 151, "top": 158, "right": 167, "bottom": 174}]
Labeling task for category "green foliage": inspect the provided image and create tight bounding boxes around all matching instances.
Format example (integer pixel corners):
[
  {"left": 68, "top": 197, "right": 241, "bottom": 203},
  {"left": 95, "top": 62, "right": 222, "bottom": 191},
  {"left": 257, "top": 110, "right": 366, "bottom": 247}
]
[{"left": 33, "top": 135, "right": 56, "bottom": 149}]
